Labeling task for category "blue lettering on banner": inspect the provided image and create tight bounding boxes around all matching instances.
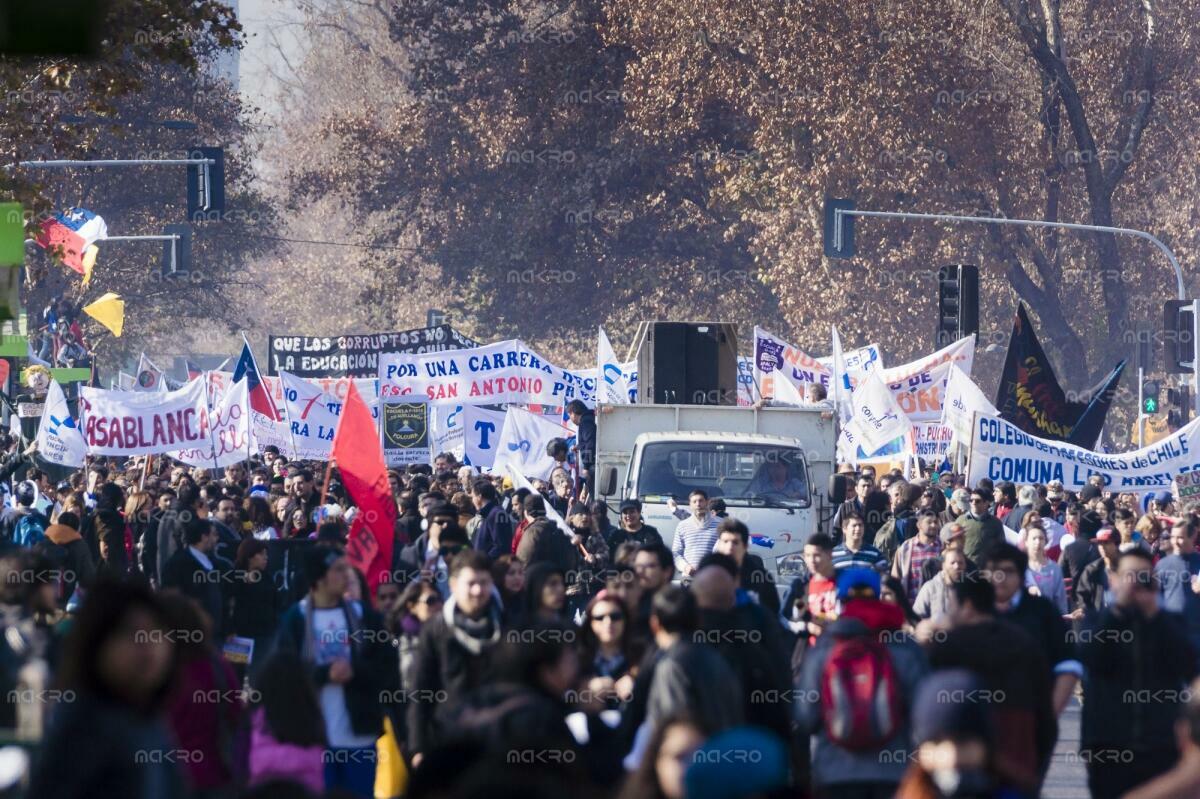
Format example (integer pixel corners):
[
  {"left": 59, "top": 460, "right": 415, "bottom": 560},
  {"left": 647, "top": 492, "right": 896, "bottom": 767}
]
[{"left": 475, "top": 420, "right": 496, "bottom": 450}]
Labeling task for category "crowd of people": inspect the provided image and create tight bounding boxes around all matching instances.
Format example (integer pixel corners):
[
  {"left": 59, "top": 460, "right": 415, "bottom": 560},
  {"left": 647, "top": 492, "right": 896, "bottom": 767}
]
[{"left": 1, "top": 434, "right": 1199, "bottom": 799}]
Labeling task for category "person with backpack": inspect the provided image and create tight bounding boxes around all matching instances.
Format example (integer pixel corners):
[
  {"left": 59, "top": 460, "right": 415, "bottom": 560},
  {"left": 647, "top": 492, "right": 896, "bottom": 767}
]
[
  {"left": 35, "top": 511, "right": 94, "bottom": 609},
  {"left": 1, "top": 481, "right": 48, "bottom": 547},
  {"left": 795, "top": 567, "right": 929, "bottom": 799}
]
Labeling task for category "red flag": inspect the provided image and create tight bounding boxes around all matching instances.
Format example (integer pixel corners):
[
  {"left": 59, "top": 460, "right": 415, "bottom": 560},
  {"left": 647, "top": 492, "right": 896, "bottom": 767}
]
[{"left": 331, "top": 382, "right": 396, "bottom": 591}]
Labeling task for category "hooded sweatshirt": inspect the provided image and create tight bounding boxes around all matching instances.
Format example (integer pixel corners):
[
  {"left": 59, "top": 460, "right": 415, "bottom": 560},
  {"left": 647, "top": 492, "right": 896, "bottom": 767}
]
[{"left": 36, "top": 524, "right": 95, "bottom": 605}]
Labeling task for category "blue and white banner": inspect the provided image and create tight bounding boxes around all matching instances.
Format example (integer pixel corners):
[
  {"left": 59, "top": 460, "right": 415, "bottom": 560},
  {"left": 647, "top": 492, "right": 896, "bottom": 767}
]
[
  {"left": 597, "top": 327, "right": 630, "bottom": 405},
  {"left": 462, "top": 405, "right": 509, "bottom": 468},
  {"left": 432, "top": 404, "right": 466, "bottom": 459},
  {"left": 967, "top": 414, "right": 1200, "bottom": 493},
  {"left": 36, "top": 380, "right": 86, "bottom": 467},
  {"left": 380, "top": 339, "right": 597, "bottom": 407}
]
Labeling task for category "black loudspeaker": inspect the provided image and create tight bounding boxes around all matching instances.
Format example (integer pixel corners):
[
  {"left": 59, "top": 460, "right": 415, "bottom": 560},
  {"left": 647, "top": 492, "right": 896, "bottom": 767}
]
[{"left": 639, "top": 322, "right": 738, "bottom": 405}]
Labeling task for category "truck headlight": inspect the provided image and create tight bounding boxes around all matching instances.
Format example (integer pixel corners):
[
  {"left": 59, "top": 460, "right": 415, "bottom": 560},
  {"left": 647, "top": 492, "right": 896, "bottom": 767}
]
[{"left": 775, "top": 553, "right": 808, "bottom": 583}]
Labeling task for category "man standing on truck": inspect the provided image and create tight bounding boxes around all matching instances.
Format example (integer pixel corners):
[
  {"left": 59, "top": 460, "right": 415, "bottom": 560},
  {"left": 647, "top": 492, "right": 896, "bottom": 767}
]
[
  {"left": 670, "top": 489, "right": 719, "bottom": 579},
  {"left": 567, "top": 399, "right": 596, "bottom": 499}
]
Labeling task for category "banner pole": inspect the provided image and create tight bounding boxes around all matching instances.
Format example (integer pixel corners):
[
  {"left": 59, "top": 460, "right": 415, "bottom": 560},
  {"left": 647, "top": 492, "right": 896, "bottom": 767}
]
[
  {"left": 139, "top": 454, "right": 153, "bottom": 491},
  {"left": 319, "top": 458, "right": 334, "bottom": 506},
  {"left": 964, "top": 412, "right": 979, "bottom": 486}
]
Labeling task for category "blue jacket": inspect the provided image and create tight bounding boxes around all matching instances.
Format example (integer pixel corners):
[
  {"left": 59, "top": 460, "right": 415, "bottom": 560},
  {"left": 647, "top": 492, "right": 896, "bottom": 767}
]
[{"left": 473, "top": 501, "right": 513, "bottom": 559}]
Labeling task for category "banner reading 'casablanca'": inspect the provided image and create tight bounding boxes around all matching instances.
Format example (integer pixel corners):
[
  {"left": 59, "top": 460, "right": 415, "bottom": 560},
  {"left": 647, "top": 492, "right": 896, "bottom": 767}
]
[{"left": 80, "top": 378, "right": 209, "bottom": 456}]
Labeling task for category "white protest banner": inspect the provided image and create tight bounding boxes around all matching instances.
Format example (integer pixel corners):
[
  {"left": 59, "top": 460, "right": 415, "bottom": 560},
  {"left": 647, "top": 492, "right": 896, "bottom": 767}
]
[
  {"left": 736, "top": 357, "right": 757, "bottom": 406},
  {"left": 755, "top": 326, "right": 830, "bottom": 399},
  {"left": 432, "top": 404, "right": 466, "bottom": 459},
  {"left": 463, "top": 405, "right": 509, "bottom": 468},
  {"left": 279, "top": 371, "right": 341, "bottom": 459},
  {"left": 941, "top": 363, "right": 998, "bottom": 447},
  {"left": 172, "top": 379, "right": 251, "bottom": 468},
  {"left": 133, "top": 353, "right": 164, "bottom": 392},
  {"left": 878, "top": 335, "right": 975, "bottom": 423},
  {"left": 80, "top": 378, "right": 209, "bottom": 456},
  {"left": 597, "top": 327, "right": 630, "bottom": 405},
  {"left": 379, "top": 339, "right": 597, "bottom": 407},
  {"left": 831, "top": 326, "right": 853, "bottom": 426},
  {"left": 818, "top": 344, "right": 882, "bottom": 375},
  {"left": 623, "top": 361, "right": 638, "bottom": 403},
  {"left": 492, "top": 406, "right": 573, "bottom": 480},
  {"left": 847, "top": 370, "right": 912, "bottom": 453},
  {"left": 967, "top": 414, "right": 1200, "bottom": 493},
  {"left": 912, "top": 424, "right": 954, "bottom": 461},
  {"left": 36, "top": 380, "right": 86, "bottom": 467},
  {"left": 1175, "top": 466, "right": 1200, "bottom": 507},
  {"left": 209, "top": 372, "right": 379, "bottom": 419}
]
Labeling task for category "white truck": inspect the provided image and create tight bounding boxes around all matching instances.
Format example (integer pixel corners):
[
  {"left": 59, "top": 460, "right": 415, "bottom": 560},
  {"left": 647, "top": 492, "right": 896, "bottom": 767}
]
[{"left": 594, "top": 403, "right": 839, "bottom": 587}]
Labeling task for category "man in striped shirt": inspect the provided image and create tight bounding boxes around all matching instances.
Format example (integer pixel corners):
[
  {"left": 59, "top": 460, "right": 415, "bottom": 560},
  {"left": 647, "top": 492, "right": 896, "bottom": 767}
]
[
  {"left": 830, "top": 513, "right": 887, "bottom": 573},
  {"left": 670, "top": 489, "right": 720, "bottom": 578}
]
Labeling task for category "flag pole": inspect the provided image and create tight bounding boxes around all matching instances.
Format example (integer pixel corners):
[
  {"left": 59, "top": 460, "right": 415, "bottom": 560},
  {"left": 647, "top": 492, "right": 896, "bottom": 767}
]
[
  {"left": 201, "top": 371, "right": 222, "bottom": 470},
  {"left": 320, "top": 458, "right": 334, "bottom": 506}
]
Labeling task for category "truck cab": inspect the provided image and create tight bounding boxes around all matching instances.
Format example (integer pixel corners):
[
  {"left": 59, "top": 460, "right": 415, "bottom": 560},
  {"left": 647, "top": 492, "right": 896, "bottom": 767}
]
[{"left": 596, "top": 403, "right": 837, "bottom": 589}]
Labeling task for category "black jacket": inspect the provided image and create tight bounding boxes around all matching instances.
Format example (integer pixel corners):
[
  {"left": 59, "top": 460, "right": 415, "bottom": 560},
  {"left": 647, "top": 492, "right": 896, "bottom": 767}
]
[
  {"left": 998, "top": 590, "right": 1076, "bottom": 676},
  {"left": 575, "top": 411, "right": 597, "bottom": 478},
  {"left": 698, "top": 602, "right": 790, "bottom": 739},
  {"left": 408, "top": 601, "right": 503, "bottom": 755},
  {"left": 1080, "top": 606, "right": 1198, "bottom": 751},
  {"left": 227, "top": 573, "right": 281, "bottom": 641},
  {"left": 1074, "top": 558, "right": 1112, "bottom": 617},
  {"left": 740, "top": 553, "right": 780, "bottom": 616},
  {"left": 1060, "top": 538, "right": 1100, "bottom": 607},
  {"left": 268, "top": 598, "right": 398, "bottom": 739},
  {"left": 604, "top": 524, "right": 663, "bottom": 552},
  {"left": 161, "top": 547, "right": 225, "bottom": 637}
]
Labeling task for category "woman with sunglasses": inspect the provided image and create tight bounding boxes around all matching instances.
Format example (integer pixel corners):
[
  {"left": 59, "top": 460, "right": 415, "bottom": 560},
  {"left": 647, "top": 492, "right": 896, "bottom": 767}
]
[
  {"left": 579, "top": 591, "right": 639, "bottom": 712},
  {"left": 394, "top": 579, "right": 444, "bottom": 707}
]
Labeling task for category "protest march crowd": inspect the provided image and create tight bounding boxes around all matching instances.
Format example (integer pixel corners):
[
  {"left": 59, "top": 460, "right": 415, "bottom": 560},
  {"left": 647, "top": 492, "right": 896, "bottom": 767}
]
[{"left": 3, "top": 322, "right": 1200, "bottom": 799}]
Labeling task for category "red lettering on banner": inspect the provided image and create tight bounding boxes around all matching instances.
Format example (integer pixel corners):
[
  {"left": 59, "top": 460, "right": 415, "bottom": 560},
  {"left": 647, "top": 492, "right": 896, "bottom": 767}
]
[
  {"left": 168, "top": 410, "right": 185, "bottom": 442},
  {"left": 182, "top": 409, "right": 198, "bottom": 440},
  {"left": 151, "top": 415, "right": 166, "bottom": 447},
  {"left": 916, "top": 388, "right": 940, "bottom": 414},
  {"left": 122, "top": 416, "right": 138, "bottom": 447}
]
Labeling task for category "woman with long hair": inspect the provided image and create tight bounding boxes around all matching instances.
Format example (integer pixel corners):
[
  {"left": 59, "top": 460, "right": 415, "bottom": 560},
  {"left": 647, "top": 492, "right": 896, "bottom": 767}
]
[
  {"left": 29, "top": 579, "right": 183, "bottom": 799},
  {"left": 522, "top": 562, "right": 569, "bottom": 623},
  {"left": 125, "top": 491, "right": 154, "bottom": 576},
  {"left": 247, "top": 650, "right": 326, "bottom": 792},
  {"left": 393, "top": 579, "right": 444, "bottom": 698},
  {"left": 1023, "top": 525, "right": 1067, "bottom": 614},
  {"left": 578, "top": 591, "right": 639, "bottom": 710},
  {"left": 227, "top": 539, "right": 279, "bottom": 668},
  {"left": 491, "top": 554, "right": 526, "bottom": 627},
  {"left": 881, "top": 575, "right": 920, "bottom": 630},
  {"left": 244, "top": 495, "right": 279, "bottom": 541}
]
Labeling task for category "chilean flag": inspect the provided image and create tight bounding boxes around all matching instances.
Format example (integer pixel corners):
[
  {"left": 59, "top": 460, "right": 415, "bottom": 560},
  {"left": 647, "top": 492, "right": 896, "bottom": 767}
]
[
  {"left": 232, "top": 341, "right": 282, "bottom": 421},
  {"left": 34, "top": 208, "right": 107, "bottom": 274}
]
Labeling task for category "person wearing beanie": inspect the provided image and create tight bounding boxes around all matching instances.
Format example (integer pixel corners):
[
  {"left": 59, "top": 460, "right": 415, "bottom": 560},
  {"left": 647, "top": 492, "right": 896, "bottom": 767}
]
[
  {"left": 267, "top": 546, "right": 397, "bottom": 796},
  {"left": 683, "top": 726, "right": 789, "bottom": 799},
  {"left": 895, "top": 670, "right": 1004, "bottom": 799},
  {"left": 795, "top": 567, "right": 929, "bottom": 795}
]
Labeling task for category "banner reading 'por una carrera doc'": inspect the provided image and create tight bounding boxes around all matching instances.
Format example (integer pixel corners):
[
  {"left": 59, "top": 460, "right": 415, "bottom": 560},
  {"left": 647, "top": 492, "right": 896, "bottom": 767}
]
[
  {"left": 379, "top": 340, "right": 597, "bottom": 406},
  {"left": 968, "top": 413, "right": 1200, "bottom": 494},
  {"left": 80, "top": 378, "right": 209, "bottom": 456}
]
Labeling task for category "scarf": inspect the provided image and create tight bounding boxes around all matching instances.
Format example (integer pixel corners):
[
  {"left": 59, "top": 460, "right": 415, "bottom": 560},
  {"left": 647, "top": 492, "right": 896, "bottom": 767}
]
[{"left": 442, "top": 594, "right": 502, "bottom": 655}]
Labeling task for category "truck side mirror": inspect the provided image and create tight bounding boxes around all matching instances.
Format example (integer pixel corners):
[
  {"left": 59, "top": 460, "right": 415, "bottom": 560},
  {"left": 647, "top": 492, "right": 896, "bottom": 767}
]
[
  {"left": 600, "top": 467, "right": 618, "bottom": 497},
  {"left": 828, "top": 474, "right": 849, "bottom": 505}
]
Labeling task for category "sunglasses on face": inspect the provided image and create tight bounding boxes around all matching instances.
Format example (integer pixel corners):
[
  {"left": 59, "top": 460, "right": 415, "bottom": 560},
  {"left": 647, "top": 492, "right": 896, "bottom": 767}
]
[
  {"left": 418, "top": 595, "right": 443, "bottom": 605},
  {"left": 591, "top": 612, "right": 624, "bottom": 623}
]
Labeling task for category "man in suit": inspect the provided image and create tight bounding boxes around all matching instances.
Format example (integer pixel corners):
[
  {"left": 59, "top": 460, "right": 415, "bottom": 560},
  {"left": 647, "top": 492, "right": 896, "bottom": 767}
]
[{"left": 161, "top": 515, "right": 225, "bottom": 636}]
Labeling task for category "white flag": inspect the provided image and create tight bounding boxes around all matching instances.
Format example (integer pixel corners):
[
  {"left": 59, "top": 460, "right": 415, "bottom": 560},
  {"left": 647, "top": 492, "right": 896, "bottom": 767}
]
[
  {"left": 463, "top": 405, "right": 509, "bottom": 468},
  {"left": 492, "top": 406, "right": 573, "bottom": 481},
  {"left": 848, "top": 371, "right": 912, "bottom": 454},
  {"left": 505, "top": 464, "right": 575, "bottom": 541},
  {"left": 831, "top": 326, "right": 853, "bottom": 424},
  {"left": 941, "top": 363, "right": 999, "bottom": 447},
  {"left": 597, "top": 326, "right": 630, "bottom": 405},
  {"left": 36, "top": 380, "right": 86, "bottom": 467},
  {"left": 133, "top": 353, "right": 164, "bottom": 392}
]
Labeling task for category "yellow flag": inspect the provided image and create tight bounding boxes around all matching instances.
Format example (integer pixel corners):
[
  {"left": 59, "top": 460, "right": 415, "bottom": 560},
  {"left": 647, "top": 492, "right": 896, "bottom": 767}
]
[{"left": 82, "top": 292, "right": 124, "bottom": 337}]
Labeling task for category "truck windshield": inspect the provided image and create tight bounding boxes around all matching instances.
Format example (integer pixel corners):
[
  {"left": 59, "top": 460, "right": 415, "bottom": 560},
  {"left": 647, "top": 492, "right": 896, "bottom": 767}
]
[{"left": 636, "top": 442, "right": 810, "bottom": 508}]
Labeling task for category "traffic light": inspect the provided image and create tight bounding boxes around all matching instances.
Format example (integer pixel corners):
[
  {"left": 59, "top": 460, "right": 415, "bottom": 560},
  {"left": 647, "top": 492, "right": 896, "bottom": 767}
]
[
  {"left": 936, "top": 265, "right": 979, "bottom": 348},
  {"left": 1164, "top": 300, "right": 1195, "bottom": 374},
  {"left": 160, "top": 224, "right": 192, "bottom": 279},
  {"left": 1142, "top": 380, "right": 1160, "bottom": 414},
  {"left": 187, "top": 146, "right": 225, "bottom": 218},
  {"left": 1168, "top": 385, "right": 1190, "bottom": 429},
  {"left": 823, "top": 198, "right": 856, "bottom": 259}
]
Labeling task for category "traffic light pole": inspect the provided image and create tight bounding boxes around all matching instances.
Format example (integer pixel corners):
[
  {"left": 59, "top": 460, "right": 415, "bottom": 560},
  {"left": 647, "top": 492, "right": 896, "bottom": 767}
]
[
  {"left": 830, "top": 208, "right": 1186, "bottom": 301},
  {"left": 10, "top": 157, "right": 220, "bottom": 213},
  {"left": 1138, "top": 366, "right": 1144, "bottom": 449}
]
